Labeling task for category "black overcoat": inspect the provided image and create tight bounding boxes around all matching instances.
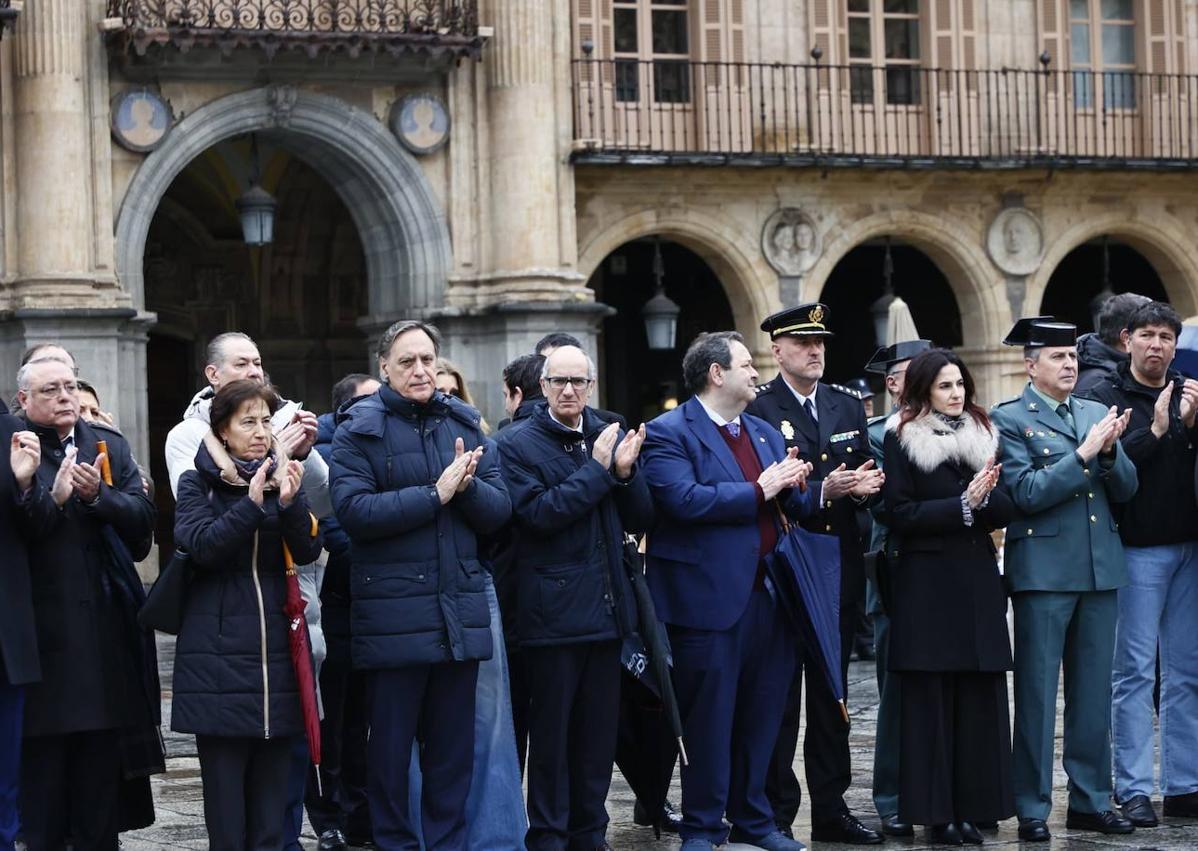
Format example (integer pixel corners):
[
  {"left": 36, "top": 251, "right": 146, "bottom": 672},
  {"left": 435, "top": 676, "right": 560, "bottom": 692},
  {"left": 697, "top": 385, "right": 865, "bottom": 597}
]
[
  {"left": 881, "top": 413, "right": 1014, "bottom": 673},
  {"left": 0, "top": 413, "right": 41, "bottom": 686},
  {"left": 19, "top": 417, "right": 157, "bottom": 736}
]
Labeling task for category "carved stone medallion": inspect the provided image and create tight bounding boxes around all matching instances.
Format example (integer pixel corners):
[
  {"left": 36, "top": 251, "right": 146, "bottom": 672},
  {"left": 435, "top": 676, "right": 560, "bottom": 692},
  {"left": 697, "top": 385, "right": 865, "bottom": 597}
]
[
  {"left": 763, "top": 208, "right": 820, "bottom": 277},
  {"left": 987, "top": 208, "right": 1044, "bottom": 277}
]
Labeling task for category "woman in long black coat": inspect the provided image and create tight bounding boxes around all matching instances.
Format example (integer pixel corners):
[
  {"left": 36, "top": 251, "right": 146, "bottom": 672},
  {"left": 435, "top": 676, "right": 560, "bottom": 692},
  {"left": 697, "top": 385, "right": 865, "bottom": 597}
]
[
  {"left": 172, "top": 379, "right": 322, "bottom": 850},
  {"left": 881, "top": 349, "right": 1015, "bottom": 846}
]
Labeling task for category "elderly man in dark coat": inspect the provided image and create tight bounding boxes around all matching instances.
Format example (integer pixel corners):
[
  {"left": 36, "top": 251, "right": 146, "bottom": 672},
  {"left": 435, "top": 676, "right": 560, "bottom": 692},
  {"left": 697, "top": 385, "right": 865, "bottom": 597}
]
[
  {"left": 331, "top": 320, "right": 511, "bottom": 851},
  {"left": 499, "top": 344, "right": 653, "bottom": 851},
  {"left": 0, "top": 421, "right": 40, "bottom": 851},
  {"left": 15, "top": 356, "right": 158, "bottom": 849}
]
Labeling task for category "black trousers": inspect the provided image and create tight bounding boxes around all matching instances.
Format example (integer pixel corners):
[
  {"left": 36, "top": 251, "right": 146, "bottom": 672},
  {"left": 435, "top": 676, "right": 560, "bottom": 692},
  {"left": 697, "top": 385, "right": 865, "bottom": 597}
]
[
  {"left": 367, "top": 662, "right": 479, "bottom": 851},
  {"left": 897, "top": 671, "right": 1014, "bottom": 826},
  {"left": 524, "top": 640, "right": 621, "bottom": 851},
  {"left": 305, "top": 632, "right": 372, "bottom": 841},
  {"left": 509, "top": 646, "right": 531, "bottom": 777},
  {"left": 20, "top": 730, "right": 121, "bottom": 851},
  {"left": 766, "top": 597, "right": 853, "bottom": 826},
  {"left": 195, "top": 734, "right": 295, "bottom": 851}
]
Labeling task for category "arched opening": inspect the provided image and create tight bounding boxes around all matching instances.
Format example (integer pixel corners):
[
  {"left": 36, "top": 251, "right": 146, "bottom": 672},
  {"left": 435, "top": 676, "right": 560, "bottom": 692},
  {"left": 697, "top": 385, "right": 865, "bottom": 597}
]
[
  {"left": 589, "top": 239, "right": 734, "bottom": 423},
  {"left": 145, "top": 143, "right": 370, "bottom": 562},
  {"left": 817, "top": 239, "right": 962, "bottom": 386},
  {"left": 1039, "top": 238, "right": 1168, "bottom": 332}
]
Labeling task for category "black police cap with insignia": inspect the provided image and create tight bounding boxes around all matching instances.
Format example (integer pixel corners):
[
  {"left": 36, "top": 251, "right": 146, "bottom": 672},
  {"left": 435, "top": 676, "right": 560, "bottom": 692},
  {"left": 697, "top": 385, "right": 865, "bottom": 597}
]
[
  {"left": 864, "top": 339, "right": 933, "bottom": 375},
  {"left": 760, "top": 302, "right": 833, "bottom": 338},
  {"left": 1001, "top": 316, "right": 1077, "bottom": 348}
]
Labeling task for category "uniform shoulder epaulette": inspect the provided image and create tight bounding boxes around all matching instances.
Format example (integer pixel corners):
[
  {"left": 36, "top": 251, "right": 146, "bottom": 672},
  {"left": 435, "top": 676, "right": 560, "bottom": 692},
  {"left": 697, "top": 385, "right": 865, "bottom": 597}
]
[
  {"left": 755, "top": 378, "right": 777, "bottom": 396},
  {"left": 829, "top": 383, "right": 863, "bottom": 400},
  {"left": 990, "top": 397, "right": 1021, "bottom": 410}
]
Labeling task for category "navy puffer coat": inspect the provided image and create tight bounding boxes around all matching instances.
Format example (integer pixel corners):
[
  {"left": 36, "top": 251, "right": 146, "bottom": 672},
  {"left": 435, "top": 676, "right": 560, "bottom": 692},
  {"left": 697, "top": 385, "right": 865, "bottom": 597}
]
[
  {"left": 499, "top": 404, "right": 654, "bottom": 647},
  {"left": 330, "top": 385, "right": 511, "bottom": 670},
  {"left": 171, "top": 436, "right": 323, "bottom": 738}
]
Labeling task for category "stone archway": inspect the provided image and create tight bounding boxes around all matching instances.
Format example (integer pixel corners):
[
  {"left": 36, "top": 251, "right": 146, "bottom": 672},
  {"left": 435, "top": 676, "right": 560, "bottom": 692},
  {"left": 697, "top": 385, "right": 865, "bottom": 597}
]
[
  {"left": 115, "top": 86, "right": 451, "bottom": 326},
  {"left": 1030, "top": 214, "right": 1198, "bottom": 319}
]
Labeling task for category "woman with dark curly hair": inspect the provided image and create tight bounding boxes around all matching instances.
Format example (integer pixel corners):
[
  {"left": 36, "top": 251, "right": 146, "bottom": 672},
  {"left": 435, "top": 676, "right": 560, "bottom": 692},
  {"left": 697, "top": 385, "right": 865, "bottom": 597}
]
[
  {"left": 881, "top": 349, "right": 1015, "bottom": 846},
  {"left": 171, "top": 379, "right": 323, "bottom": 849}
]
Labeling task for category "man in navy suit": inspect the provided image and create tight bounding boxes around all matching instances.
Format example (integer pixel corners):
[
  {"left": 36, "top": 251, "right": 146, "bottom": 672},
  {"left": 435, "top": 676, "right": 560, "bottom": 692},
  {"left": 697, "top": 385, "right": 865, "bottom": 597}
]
[{"left": 641, "top": 331, "right": 815, "bottom": 851}]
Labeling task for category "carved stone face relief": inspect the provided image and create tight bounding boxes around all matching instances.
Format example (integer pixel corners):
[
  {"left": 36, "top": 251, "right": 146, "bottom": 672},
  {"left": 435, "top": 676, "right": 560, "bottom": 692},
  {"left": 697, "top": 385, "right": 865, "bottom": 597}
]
[
  {"left": 987, "top": 208, "right": 1044, "bottom": 276},
  {"left": 763, "top": 208, "right": 820, "bottom": 276}
]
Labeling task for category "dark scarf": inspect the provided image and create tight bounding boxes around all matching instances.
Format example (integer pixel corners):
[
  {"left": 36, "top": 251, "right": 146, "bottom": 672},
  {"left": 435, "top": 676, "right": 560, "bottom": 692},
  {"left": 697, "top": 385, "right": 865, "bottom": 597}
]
[
  {"left": 933, "top": 411, "right": 966, "bottom": 431},
  {"left": 231, "top": 451, "right": 276, "bottom": 483}
]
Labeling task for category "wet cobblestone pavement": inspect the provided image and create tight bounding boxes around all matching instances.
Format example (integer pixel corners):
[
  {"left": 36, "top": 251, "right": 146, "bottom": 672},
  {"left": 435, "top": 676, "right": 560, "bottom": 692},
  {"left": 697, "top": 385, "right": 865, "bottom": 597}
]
[{"left": 124, "top": 636, "right": 1198, "bottom": 850}]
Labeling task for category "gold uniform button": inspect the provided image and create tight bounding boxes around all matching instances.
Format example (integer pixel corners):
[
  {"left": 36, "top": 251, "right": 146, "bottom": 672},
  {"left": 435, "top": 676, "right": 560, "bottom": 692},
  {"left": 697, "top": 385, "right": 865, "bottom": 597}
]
[
  {"left": 825, "top": 500, "right": 832, "bottom": 509},
  {"left": 1043, "top": 448, "right": 1050, "bottom": 455},
  {"left": 825, "top": 525, "right": 832, "bottom": 532},
  {"left": 821, "top": 453, "right": 828, "bottom": 461},
  {"left": 1089, "top": 492, "right": 1095, "bottom": 499},
  {"left": 1090, "top": 515, "right": 1097, "bottom": 523},
  {"left": 846, "top": 446, "right": 853, "bottom": 453},
  {"left": 1027, "top": 528, "right": 1034, "bottom": 535},
  {"left": 1084, "top": 468, "right": 1091, "bottom": 476}
]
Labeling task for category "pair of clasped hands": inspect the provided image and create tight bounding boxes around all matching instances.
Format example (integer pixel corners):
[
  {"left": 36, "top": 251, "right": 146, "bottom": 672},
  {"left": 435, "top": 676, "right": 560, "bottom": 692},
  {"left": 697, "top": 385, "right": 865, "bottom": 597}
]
[
  {"left": 966, "top": 457, "right": 1003, "bottom": 510},
  {"left": 756, "top": 450, "right": 886, "bottom": 502},
  {"left": 9, "top": 431, "right": 105, "bottom": 506},
  {"left": 1078, "top": 405, "right": 1134, "bottom": 462}
]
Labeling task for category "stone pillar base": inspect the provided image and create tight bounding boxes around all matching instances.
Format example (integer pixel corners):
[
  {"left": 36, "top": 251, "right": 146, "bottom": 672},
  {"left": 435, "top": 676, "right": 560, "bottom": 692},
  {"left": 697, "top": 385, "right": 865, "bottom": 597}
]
[{"left": 957, "top": 345, "right": 1028, "bottom": 409}]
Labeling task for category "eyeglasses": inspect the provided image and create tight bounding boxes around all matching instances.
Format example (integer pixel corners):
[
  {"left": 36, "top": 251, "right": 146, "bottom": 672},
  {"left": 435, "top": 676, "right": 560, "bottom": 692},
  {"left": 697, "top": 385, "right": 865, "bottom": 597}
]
[
  {"left": 34, "top": 382, "right": 79, "bottom": 399},
  {"left": 544, "top": 376, "right": 592, "bottom": 391}
]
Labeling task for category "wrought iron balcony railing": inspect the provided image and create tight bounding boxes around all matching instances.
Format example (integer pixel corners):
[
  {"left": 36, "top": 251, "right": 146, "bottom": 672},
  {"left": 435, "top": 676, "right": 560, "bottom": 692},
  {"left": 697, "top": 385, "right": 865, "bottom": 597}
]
[
  {"left": 573, "top": 59, "right": 1198, "bottom": 169},
  {"left": 106, "top": 0, "right": 484, "bottom": 60}
]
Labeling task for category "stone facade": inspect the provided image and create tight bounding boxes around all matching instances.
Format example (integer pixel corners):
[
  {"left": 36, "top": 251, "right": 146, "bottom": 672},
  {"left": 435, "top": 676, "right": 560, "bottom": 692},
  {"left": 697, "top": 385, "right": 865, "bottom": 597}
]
[{"left": 0, "top": 0, "right": 1195, "bottom": 461}]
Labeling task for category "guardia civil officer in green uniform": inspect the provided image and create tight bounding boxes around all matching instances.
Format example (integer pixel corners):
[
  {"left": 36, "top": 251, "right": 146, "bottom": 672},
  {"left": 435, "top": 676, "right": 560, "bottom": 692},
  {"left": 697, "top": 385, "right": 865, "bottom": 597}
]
[
  {"left": 862, "top": 339, "right": 931, "bottom": 839},
  {"left": 990, "top": 317, "right": 1137, "bottom": 843},
  {"left": 748, "top": 303, "right": 885, "bottom": 845}
]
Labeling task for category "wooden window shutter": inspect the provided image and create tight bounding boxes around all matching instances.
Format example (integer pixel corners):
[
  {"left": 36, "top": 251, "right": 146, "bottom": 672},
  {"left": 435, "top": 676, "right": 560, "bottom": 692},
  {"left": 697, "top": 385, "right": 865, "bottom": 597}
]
[
  {"left": 961, "top": 0, "right": 978, "bottom": 88},
  {"left": 730, "top": 0, "right": 745, "bottom": 63},
  {"left": 1038, "top": 0, "right": 1064, "bottom": 68},
  {"left": 700, "top": 0, "right": 724, "bottom": 63},
  {"left": 809, "top": 0, "right": 835, "bottom": 65},
  {"left": 1145, "top": 0, "right": 1170, "bottom": 73},
  {"left": 1175, "top": 0, "right": 1186, "bottom": 72}
]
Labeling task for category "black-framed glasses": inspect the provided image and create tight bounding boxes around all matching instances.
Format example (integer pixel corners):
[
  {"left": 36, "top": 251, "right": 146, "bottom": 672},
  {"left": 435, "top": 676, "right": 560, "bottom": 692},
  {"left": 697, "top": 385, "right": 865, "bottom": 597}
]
[{"left": 544, "top": 376, "right": 592, "bottom": 391}]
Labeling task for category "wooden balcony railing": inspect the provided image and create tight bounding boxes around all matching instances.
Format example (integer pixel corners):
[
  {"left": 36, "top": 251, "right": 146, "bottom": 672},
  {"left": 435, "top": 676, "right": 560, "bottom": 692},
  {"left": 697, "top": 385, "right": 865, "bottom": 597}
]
[
  {"left": 106, "top": 0, "right": 484, "bottom": 60},
  {"left": 572, "top": 59, "right": 1198, "bottom": 168}
]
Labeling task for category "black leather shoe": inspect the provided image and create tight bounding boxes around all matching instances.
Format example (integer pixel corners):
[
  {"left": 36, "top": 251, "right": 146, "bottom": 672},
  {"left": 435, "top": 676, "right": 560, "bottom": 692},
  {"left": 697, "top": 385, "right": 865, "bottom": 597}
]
[
  {"left": 317, "top": 829, "right": 348, "bottom": 851},
  {"left": 1121, "top": 794, "right": 1158, "bottom": 827},
  {"left": 880, "top": 814, "right": 914, "bottom": 836},
  {"left": 1017, "top": 817, "right": 1050, "bottom": 842},
  {"left": 1164, "top": 791, "right": 1198, "bottom": 817},
  {"left": 633, "top": 799, "right": 682, "bottom": 834},
  {"left": 1065, "top": 808, "right": 1135, "bottom": 834},
  {"left": 973, "top": 821, "right": 997, "bottom": 831},
  {"left": 811, "top": 813, "right": 884, "bottom": 845},
  {"left": 928, "top": 823, "right": 963, "bottom": 845},
  {"left": 956, "top": 822, "right": 983, "bottom": 845}
]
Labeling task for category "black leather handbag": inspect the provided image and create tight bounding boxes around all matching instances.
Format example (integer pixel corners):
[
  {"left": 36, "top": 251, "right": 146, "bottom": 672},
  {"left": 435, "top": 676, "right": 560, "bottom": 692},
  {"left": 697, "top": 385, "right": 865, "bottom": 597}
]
[{"left": 137, "top": 548, "right": 191, "bottom": 635}]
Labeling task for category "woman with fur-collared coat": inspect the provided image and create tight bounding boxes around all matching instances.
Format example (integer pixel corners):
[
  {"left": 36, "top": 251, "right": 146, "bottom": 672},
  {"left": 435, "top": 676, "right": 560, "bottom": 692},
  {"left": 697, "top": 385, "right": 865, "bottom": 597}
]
[
  {"left": 172, "top": 380, "right": 322, "bottom": 850},
  {"left": 881, "top": 349, "right": 1015, "bottom": 846}
]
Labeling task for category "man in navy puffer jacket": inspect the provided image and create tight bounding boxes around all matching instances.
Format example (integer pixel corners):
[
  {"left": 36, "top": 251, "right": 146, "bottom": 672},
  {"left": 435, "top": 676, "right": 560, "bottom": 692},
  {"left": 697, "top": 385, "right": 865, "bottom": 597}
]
[
  {"left": 330, "top": 321, "right": 510, "bottom": 851},
  {"left": 499, "top": 344, "right": 654, "bottom": 851}
]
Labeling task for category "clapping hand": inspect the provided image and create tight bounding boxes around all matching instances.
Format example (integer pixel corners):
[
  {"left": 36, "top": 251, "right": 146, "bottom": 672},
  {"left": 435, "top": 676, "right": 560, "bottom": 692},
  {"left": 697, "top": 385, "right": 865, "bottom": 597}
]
[
  {"left": 51, "top": 446, "right": 77, "bottom": 507},
  {"left": 1078, "top": 406, "right": 1121, "bottom": 461},
  {"left": 613, "top": 423, "right": 646, "bottom": 479},
  {"left": 848, "top": 458, "right": 885, "bottom": 497},
  {"left": 758, "top": 447, "right": 810, "bottom": 500},
  {"left": 10, "top": 431, "right": 39, "bottom": 491},
  {"left": 590, "top": 422, "right": 620, "bottom": 471},
  {"left": 278, "top": 460, "right": 304, "bottom": 509},
  {"left": 277, "top": 410, "right": 319, "bottom": 460},
  {"left": 71, "top": 452, "right": 106, "bottom": 503},
  {"left": 966, "top": 457, "right": 1002, "bottom": 509},
  {"left": 248, "top": 461, "right": 271, "bottom": 507},
  {"left": 436, "top": 438, "right": 483, "bottom": 504},
  {"left": 1180, "top": 379, "right": 1198, "bottom": 428}
]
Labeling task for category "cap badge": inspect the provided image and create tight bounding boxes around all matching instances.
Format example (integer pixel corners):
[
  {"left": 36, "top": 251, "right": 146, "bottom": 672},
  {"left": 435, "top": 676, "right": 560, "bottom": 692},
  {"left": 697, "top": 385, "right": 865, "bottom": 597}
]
[{"left": 809, "top": 305, "right": 825, "bottom": 325}]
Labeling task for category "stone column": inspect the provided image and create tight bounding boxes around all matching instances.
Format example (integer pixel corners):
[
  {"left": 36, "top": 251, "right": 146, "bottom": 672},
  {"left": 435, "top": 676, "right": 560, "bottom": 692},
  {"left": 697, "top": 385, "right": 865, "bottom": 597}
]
[
  {"left": 10, "top": 0, "right": 106, "bottom": 305},
  {"left": 957, "top": 344, "right": 1029, "bottom": 408},
  {"left": 483, "top": 0, "right": 587, "bottom": 301}
]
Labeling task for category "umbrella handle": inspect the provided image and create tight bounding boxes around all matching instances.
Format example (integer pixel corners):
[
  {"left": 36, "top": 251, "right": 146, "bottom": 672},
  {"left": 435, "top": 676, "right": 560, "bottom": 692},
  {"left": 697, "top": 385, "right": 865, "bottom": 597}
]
[
  {"left": 95, "top": 439, "right": 113, "bottom": 486},
  {"left": 283, "top": 542, "right": 296, "bottom": 575},
  {"left": 839, "top": 700, "right": 849, "bottom": 725}
]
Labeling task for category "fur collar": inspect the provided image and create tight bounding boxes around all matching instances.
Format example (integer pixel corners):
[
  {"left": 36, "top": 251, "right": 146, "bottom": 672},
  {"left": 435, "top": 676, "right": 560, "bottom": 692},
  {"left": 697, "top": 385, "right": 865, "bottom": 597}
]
[
  {"left": 885, "top": 411, "right": 997, "bottom": 474},
  {"left": 201, "top": 431, "right": 290, "bottom": 489}
]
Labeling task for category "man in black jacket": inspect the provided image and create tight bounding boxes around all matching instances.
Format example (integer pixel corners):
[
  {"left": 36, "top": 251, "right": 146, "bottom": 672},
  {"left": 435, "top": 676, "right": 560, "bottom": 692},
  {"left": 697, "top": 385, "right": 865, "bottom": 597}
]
[
  {"left": 498, "top": 344, "right": 653, "bottom": 851},
  {"left": 1079, "top": 300, "right": 1198, "bottom": 827},
  {"left": 747, "top": 303, "right": 884, "bottom": 845},
  {"left": 0, "top": 422, "right": 40, "bottom": 851},
  {"left": 15, "top": 356, "right": 158, "bottom": 849},
  {"left": 1075, "top": 293, "right": 1151, "bottom": 396}
]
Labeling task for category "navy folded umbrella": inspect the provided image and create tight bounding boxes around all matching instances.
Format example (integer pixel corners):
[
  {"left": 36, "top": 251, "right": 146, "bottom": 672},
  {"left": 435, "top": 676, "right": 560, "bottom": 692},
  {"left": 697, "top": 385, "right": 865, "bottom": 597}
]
[{"left": 764, "top": 516, "right": 848, "bottom": 723}]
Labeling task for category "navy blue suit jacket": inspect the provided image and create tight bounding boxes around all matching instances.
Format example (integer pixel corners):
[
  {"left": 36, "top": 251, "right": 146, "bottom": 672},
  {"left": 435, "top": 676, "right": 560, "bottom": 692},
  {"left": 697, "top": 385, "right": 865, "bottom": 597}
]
[{"left": 641, "top": 396, "right": 814, "bottom": 631}]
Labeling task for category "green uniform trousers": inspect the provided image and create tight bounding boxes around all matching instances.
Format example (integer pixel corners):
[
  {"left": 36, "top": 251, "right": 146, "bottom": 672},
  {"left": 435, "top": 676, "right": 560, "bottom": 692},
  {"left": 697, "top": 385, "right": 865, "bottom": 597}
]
[{"left": 1011, "top": 590, "right": 1117, "bottom": 819}]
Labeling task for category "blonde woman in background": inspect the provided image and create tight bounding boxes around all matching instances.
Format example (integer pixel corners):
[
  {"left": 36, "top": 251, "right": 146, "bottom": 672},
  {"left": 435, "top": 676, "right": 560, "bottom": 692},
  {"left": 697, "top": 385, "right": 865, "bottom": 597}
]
[{"left": 436, "top": 358, "right": 491, "bottom": 434}]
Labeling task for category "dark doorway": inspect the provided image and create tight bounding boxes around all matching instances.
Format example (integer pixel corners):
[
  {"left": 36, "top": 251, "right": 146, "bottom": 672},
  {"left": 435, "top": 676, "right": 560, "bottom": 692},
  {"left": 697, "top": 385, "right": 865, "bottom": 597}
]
[
  {"left": 1040, "top": 239, "right": 1168, "bottom": 333},
  {"left": 818, "top": 241, "right": 962, "bottom": 386},
  {"left": 591, "top": 240, "right": 735, "bottom": 424},
  {"left": 144, "top": 142, "right": 369, "bottom": 564}
]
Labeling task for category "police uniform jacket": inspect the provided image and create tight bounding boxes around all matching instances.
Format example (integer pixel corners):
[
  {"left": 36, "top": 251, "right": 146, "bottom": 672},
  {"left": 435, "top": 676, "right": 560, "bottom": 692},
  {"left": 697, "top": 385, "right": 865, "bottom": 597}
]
[
  {"left": 991, "top": 384, "right": 1138, "bottom": 593},
  {"left": 881, "top": 412, "right": 1013, "bottom": 672},
  {"left": 747, "top": 377, "right": 872, "bottom": 601}
]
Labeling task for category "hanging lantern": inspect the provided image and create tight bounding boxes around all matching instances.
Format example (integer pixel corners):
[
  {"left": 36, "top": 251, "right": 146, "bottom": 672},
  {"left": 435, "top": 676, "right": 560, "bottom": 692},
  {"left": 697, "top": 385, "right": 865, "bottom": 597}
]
[
  {"left": 870, "top": 237, "right": 897, "bottom": 346},
  {"left": 642, "top": 239, "right": 681, "bottom": 350},
  {"left": 237, "top": 134, "right": 277, "bottom": 247}
]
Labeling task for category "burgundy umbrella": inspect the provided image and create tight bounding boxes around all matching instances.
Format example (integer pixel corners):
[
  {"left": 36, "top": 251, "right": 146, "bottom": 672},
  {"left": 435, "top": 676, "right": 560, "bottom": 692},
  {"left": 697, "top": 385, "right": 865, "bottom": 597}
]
[{"left": 283, "top": 540, "right": 323, "bottom": 796}]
